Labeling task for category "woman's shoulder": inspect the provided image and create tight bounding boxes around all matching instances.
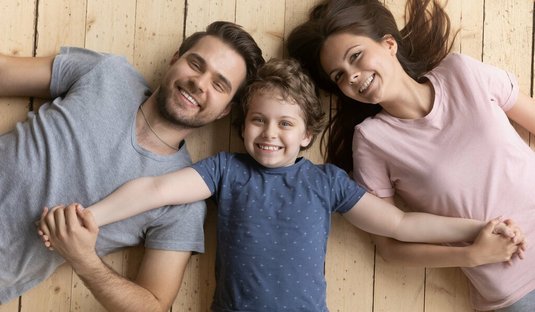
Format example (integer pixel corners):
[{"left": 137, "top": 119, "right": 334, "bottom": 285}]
[{"left": 436, "top": 53, "right": 484, "bottom": 74}]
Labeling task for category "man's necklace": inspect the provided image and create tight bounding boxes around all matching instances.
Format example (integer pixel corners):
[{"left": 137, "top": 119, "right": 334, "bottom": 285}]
[{"left": 138, "top": 104, "right": 179, "bottom": 151}]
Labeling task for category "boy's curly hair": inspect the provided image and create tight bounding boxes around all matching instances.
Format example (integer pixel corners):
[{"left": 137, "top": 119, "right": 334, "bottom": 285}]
[{"left": 234, "top": 58, "right": 326, "bottom": 150}]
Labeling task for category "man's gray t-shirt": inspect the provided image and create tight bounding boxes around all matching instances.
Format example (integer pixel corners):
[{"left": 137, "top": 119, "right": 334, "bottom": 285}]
[{"left": 0, "top": 47, "right": 206, "bottom": 303}]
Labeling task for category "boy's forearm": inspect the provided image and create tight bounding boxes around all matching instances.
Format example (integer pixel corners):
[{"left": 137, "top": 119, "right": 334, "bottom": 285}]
[
  {"left": 88, "top": 177, "right": 160, "bottom": 226},
  {"left": 374, "top": 235, "right": 482, "bottom": 267},
  {"left": 395, "top": 213, "right": 485, "bottom": 243}
]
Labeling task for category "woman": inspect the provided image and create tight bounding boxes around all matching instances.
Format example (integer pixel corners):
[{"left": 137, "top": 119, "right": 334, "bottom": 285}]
[{"left": 287, "top": 0, "right": 534, "bottom": 311}]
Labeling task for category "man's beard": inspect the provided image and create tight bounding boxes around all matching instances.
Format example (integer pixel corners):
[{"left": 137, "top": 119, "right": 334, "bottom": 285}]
[{"left": 156, "top": 87, "right": 207, "bottom": 129}]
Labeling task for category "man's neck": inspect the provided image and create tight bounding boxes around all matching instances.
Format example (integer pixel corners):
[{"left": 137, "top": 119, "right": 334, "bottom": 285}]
[{"left": 135, "top": 95, "right": 191, "bottom": 155}]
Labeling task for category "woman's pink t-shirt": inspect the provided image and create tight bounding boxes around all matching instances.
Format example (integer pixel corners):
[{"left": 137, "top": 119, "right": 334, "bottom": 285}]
[{"left": 353, "top": 53, "right": 535, "bottom": 310}]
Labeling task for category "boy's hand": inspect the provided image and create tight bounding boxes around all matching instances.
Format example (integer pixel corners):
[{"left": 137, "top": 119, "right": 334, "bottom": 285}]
[{"left": 36, "top": 203, "right": 99, "bottom": 267}]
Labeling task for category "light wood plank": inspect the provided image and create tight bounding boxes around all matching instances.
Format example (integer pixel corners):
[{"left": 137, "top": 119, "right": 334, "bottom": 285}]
[
  {"left": 133, "top": 0, "right": 185, "bottom": 89},
  {"left": 484, "top": 0, "right": 533, "bottom": 143},
  {"left": 20, "top": 264, "right": 73, "bottom": 312},
  {"left": 85, "top": 0, "right": 136, "bottom": 62},
  {"left": 425, "top": 268, "right": 472, "bottom": 312},
  {"left": 326, "top": 215, "right": 375, "bottom": 312}
]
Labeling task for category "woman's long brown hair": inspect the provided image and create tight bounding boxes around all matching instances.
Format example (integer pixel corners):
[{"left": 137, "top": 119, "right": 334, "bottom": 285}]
[{"left": 287, "top": 0, "right": 456, "bottom": 174}]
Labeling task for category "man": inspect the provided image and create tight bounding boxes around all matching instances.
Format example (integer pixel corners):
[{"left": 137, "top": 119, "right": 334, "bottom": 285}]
[{"left": 0, "top": 21, "right": 264, "bottom": 311}]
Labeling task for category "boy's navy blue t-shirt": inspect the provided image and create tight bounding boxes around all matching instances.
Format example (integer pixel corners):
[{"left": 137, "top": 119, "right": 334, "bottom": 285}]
[{"left": 192, "top": 152, "right": 366, "bottom": 311}]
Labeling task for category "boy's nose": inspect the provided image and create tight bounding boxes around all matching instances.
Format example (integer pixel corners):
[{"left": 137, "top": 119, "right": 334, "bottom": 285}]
[{"left": 262, "top": 125, "right": 277, "bottom": 138}]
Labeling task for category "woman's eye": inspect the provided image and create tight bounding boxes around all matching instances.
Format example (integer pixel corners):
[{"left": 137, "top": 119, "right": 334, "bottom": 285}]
[
  {"left": 334, "top": 72, "right": 342, "bottom": 83},
  {"left": 350, "top": 51, "right": 361, "bottom": 62}
]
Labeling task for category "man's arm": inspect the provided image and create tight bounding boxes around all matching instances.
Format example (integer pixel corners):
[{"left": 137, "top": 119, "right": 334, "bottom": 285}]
[
  {"left": 0, "top": 54, "right": 54, "bottom": 98},
  {"left": 41, "top": 204, "right": 189, "bottom": 312},
  {"left": 73, "top": 248, "right": 189, "bottom": 312}
]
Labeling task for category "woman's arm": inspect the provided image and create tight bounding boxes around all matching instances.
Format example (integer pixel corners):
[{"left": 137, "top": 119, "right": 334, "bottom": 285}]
[
  {"left": 506, "top": 91, "right": 535, "bottom": 135},
  {"left": 87, "top": 167, "right": 211, "bottom": 226},
  {"left": 372, "top": 222, "right": 518, "bottom": 268}
]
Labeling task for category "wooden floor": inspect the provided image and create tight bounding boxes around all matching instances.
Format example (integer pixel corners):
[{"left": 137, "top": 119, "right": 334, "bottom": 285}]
[{"left": 0, "top": 0, "right": 533, "bottom": 311}]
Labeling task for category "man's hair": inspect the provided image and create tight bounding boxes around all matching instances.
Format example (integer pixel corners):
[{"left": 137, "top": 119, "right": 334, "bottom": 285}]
[
  {"left": 235, "top": 58, "right": 326, "bottom": 151},
  {"left": 179, "top": 21, "right": 265, "bottom": 105}
]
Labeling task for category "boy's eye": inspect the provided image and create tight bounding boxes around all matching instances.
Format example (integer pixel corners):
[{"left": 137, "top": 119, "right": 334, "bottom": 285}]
[{"left": 280, "top": 121, "right": 292, "bottom": 127}]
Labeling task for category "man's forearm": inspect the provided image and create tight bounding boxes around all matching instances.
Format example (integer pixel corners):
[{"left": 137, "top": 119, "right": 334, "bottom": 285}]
[{"left": 71, "top": 255, "right": 167, "bottom": 312}]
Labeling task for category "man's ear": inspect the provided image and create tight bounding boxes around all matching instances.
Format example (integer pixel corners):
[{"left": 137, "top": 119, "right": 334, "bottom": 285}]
[
  {"left": 216, "top": 103, "right": 232, "bottom": 120},
  {"left": 170, "top": 51, "right": 181, "bottom": 65}
]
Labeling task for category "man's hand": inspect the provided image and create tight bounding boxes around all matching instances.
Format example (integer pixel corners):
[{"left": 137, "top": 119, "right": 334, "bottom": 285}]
[{"left": 38, "top": 203, "right": 100, "bottom": 269}]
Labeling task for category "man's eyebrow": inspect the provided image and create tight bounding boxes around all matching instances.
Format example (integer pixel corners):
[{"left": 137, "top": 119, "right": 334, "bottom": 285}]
[{"left": 188, "top": 53, "right": 232, "bottom": 93}]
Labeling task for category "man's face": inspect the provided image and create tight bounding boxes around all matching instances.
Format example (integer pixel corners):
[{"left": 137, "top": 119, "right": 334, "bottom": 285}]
[{"left": 157, "top": 35, "right": 247, "bottom": 128}]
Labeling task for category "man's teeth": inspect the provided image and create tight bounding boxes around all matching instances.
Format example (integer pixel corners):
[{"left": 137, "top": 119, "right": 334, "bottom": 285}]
[
  {"left": 258, "top": 144, "right": 281, "bottom": 151},
  {"left": 359, "top": 75, "right": 374, "bottom": 93},
  {"left": 180, "top": 89, "right": 199, "bottom": 106}
]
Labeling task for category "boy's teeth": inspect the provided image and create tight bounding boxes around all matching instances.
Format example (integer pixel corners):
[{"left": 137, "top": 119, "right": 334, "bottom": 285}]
[{"left": 259, "top": 144, "right": 280, "bottom": 151}]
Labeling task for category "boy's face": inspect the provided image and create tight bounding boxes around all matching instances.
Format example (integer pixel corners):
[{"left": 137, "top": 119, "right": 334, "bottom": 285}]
[
  {"left": 157, "top": 35, "right": 247, "bottom": 128},
  {"left": 243, "top": 91, "right": 312, "bottom": 168}
]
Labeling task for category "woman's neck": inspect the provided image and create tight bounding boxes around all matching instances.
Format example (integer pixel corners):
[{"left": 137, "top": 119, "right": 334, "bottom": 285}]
[{"left": 381, "top": 77, "right": 435, "bottom": 120}]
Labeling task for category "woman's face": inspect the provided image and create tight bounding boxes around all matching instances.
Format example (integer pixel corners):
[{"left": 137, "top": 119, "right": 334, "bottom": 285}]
[{"left": 320, "top": 32, "right": 398, "bottom": 104}]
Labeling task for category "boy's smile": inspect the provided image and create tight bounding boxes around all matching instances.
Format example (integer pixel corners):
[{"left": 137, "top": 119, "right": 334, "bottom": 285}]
[{"left": 243, "top": 90, "right": 312, "bottom": 168}]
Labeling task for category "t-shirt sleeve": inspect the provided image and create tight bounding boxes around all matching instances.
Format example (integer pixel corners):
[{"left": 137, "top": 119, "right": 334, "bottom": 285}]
[
  {"left": 190, "top": 152, "right": 227, "bottom": 194},
  {"left": 143, "top": 200, "right": 207, "bottom": 253},
  {"left": 353, "top": 127, "right": 395, "bottom": 198},
  {"left": 455, "top": 53, "right": 519, "bottom": 112},
  {"left": 328, "top": 164, "right": 367, "bottom": 214},
  {"left": 50, "top": 47, "right": 119, "bottom": 98}
]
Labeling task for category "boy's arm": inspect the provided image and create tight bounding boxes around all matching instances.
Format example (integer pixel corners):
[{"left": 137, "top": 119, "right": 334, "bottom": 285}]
[
  {"left": 342, "top": 192, "right": 505, "bottom": 243},
  {"left": 89, "top": 167, "right": 211, "bottom": 226},
  {"left": 0, "top": 54, "right": 54, "bottom": 98}
]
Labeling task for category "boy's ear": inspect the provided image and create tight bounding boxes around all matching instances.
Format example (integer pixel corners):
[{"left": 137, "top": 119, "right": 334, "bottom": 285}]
[{"left": 300, "top": 131, "right": 314, "bottom": 149}]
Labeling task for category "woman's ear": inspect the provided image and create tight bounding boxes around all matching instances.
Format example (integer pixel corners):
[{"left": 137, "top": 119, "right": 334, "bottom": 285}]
[{"left": 382, "top": 34, "right": 398, "bottom": 55}]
